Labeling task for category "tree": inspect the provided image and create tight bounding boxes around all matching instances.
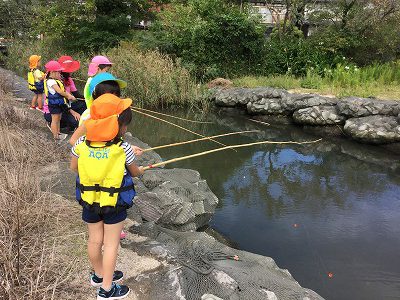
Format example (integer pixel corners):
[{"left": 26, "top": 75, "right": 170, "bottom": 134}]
[
  {"left": 308, "top": 0, "right": 400, "bottom": 64},
  {"left": 0, "top": 0, "right": 36, "bottom": 39},
  {"left": 147, "top": 0, "right": 266, "bottom": 79},
  {"left": 34, "top": 0, "right": 162, "bottom": 53}
]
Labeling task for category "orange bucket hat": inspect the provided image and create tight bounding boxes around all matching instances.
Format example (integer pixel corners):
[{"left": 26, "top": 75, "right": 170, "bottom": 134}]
[
  {"left": 29, "top": 55, "right": 41, "bottom": 69},
  {"left": 85, "top": 93, "right": 132, "bottom": 142}
]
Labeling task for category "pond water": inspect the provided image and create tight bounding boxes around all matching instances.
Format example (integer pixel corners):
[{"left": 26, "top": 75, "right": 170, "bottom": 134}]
[{"left": 129, "top": 108, "right": 400, "bottom": 300}]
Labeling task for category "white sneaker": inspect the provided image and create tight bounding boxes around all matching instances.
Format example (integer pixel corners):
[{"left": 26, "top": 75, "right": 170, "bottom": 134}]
[{"left": 58, "top": 133, "right": 68, "bottom": 141}]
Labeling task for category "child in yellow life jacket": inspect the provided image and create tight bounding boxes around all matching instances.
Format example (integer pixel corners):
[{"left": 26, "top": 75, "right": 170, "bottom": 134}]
[
  {"left": 28, "top": 55, "right": 44, "bottom": 110},
  {"left": 70, "top": 93, "right": 144, "bottom": 299},
  {"left": 44, "top": 61, "right": 76, "bottom": 140}
]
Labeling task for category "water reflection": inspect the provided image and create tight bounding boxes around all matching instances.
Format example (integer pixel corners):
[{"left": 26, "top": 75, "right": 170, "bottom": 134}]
[{"left": 131, "top": 108, "right": 400, "bottom": 300}]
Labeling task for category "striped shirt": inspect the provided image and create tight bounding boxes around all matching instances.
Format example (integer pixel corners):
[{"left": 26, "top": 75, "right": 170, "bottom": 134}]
[{"left": 71, "top": 137, "right": 135, "bottom": 173}]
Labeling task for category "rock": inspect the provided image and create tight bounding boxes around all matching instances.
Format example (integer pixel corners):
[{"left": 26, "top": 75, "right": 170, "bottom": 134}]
[
  {"left": 344, "top": 115, "right": 400, "bottom": 144},
  {"left": 134, "top": 169, "right": 218, "bottom": 231},
  {"left": 293, "top": 106, "right": 346, "bottom": 125},
  {"left": 337, "top": 97, "right": 400, "bottom": 118}
]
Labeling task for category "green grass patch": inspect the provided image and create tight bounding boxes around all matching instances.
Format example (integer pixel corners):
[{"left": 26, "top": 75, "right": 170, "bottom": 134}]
[{"left": 233, "top": 62, "right": 400, "bottom": 100}]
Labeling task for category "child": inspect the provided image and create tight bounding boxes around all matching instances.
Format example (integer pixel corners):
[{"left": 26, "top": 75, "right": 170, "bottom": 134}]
[
  {"left": 28, "top": 55, "right": 44, "bottom": 110},
  {"left": 70, "top": 72, "right": 127, "bottom": 145},
  {"left": 70, "top": 93, "right": 144, "bottom": 299},
  {"left": 44, "top": 60, "right": 76, "bottom": 140},
  {"left": 84, "top": 55, "right": 113, "bottom": 109},
  {"left": 58, "top": 55, "right": 87, "bottom": 115}
]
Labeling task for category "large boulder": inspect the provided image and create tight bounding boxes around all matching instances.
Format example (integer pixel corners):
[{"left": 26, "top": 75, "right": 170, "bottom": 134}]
[
  {"left": 247, "top": 92, "right": 337, "bottom": 115},
  {"left": 337, "top": 97, "right": 400, "bottom": 117},
  {"left": 344, "top": 115, "right": 400, "bottom": 144},
  {"left": 214, "top": 88, "right": 254, "bottom": 107},
  {"left": 293, "top": 105, "right": 346, "bottom": 125},
  {"left": 134, "top": 168, "right": 219, "bottom": 231}
]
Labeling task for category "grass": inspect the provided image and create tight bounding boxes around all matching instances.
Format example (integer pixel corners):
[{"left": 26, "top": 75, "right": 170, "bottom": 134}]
[
  {"left": 0, "top": 79, "right": 88, "bottom": 299},
  {"left": 232, "top": 62, "right": 400, "bottom": 100},
  {"left": 106, "top": 42, "right": 205, "bottom": 108}
]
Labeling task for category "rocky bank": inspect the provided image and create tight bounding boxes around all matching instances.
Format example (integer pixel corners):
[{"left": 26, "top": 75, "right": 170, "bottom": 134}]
[{"left": 212, "top": 87, "right": 400, "bottom": 145}]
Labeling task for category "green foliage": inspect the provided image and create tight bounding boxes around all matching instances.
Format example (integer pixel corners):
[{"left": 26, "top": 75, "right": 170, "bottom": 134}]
[
  {"left": 146, "top": 0, "right": 265, "bottom": 80},
  {"left": 262, "top": 33, "right": 341, "bottom": 77},
  {"left": 0, "top": 0, "right": 35, "bottom": 38},
  {"left": 34, "top": 0, "right": 160, "bottom": 53}
]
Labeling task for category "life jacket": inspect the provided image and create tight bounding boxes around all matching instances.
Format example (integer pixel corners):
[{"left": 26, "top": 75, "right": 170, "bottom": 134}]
[
  {"left": 83, "top": 77, "right": 93, "bottom": 108},
  {"left": 27, "top": 68, "right": 44, "bottom": 91},
  {"left": 44, "top": 78, "right": 66, "bottom": 105},
  {"left": 75, "top": 138, "right": 135, "bottom": 213}
]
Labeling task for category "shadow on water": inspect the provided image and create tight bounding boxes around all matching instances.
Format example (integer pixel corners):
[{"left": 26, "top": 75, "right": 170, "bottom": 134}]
[{"left": 130, "top": 107, "right": 400, "bottom": 300}]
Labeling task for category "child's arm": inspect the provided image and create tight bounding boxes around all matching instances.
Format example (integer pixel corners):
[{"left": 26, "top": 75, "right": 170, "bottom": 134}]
[
  {"left": 70, "top": 155, "right": 78, "bottom": 173},
  {"left": 52, "top": 84, "right": 76, "bottom": 101},
  {"left": 127, "top": 163, "right": 144, "bottom": 177},
  {"left": 69, "top": 124, "right": 86, "bottom": 146}
]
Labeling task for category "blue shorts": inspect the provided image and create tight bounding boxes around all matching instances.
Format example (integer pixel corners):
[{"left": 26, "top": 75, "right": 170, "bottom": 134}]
[
  {"left": 82, "top": 207, "right": 127, "bottom": 224},
  {"left": 32, "top": 89, "right": 43, "bottom": 95},
  {"left": 48, "top": 104, "right": 63, "bottom": 114}
]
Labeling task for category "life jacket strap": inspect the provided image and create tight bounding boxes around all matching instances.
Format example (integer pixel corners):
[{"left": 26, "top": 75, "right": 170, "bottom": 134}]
[
  {"left": 85, "top": 138, "right": 122, "bottom": 148},
  {"left": 79, "top": 183, "right": 135, "bottom": 197}
]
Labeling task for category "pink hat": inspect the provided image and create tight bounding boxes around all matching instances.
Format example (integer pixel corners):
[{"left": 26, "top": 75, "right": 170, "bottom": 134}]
[
  {"left": 91, "top": 55, "right": 113, "bottom": 65},
  {"left": 45, "top": 60, "right": 64, "bottom": 72},
  {"left": 87, "top": 62, "right": 98, "bottom": 76}
]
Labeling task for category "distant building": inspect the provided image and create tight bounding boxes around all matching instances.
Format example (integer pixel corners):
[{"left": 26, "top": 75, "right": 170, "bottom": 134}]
[{"left": 248, "top": 0, "right": 334, "bottom": 36}]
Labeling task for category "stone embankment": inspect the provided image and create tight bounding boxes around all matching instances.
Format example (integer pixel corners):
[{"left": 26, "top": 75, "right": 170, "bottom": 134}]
[
  {"left": 212, "top": 87, "right": 400, "bottom": 144},
  {"left": 1, "top": 67, "right": 324, "bottom": 300}
]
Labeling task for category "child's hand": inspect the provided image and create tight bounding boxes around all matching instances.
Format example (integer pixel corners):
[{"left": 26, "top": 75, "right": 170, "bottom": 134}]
[
  {"left": 70, "top": 110, "right": 81, "bottom": 121},
  {"left": 138, "top": 166, "right": 144, "bottom": 175},
  {"left": 67, "top": 94, "right": 76, "bottom": 101},
  {"left": 132, "top": 145, "right": 143, "bottom": 156}
]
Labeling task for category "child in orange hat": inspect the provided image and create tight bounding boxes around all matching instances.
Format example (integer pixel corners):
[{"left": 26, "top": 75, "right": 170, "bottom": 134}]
[
  {"left": 70, "top": 93, "right": 144, "bottom": 299},
  {"left": 28, "top": 55, "right": 44, "bottom": 110}
]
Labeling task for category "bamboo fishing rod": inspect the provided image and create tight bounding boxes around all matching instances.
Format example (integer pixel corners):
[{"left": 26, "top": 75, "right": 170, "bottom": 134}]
[
  {"left": 134, "top": 107, "right": 212, "bottom": 124},
  {"left": 131, "top": 107, "right": 236, "bottom": 151},
  {"left": 142, "top": 138, "right": 322, "bottom": 170},
  {"left": 142, "top": 130, "right": 260, "bottom": 152},
  {"left": 248, "top": 118, "right": 270, "bottom": 126}
]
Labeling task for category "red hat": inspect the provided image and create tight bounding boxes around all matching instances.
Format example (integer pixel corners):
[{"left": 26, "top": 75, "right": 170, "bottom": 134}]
[
  {"left": 45, "top": 60, "right": 64, "bottom": 72},
  {"left": 58, "top": 55, "right": 80, "bottom": 73}
]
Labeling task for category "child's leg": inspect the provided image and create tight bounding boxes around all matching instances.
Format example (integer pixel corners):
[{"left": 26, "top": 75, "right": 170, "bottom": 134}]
[
  {"left": 102, "top": 221, "right": 124, "bottom": 290},
  {"left": 51, "top": 113, "right": 61, "bottom": 139},
  {"left": 87, "top": 221, "right": 104, "bottom": 277},
  {"left": 37, "top": 94, "right": 43, "bottom": 109},
  {"left": 31, "top": 94, "right": 38, "bottom": 108}
]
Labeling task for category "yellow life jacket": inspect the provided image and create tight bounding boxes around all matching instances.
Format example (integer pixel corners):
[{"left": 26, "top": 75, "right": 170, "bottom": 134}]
[
  {"left": 28, "top": 68, "right": 37, "bottom": 91},
  {"left": 75, "top": 139, "right": 135, "bottom": 208},
  {"left": 44, "top": 78, "right": 67, "bottom": 105}
]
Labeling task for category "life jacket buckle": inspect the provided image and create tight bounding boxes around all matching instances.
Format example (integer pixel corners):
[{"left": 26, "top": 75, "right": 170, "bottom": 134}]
[
  {"left": 94, "top": 184, "right": 100, "bottom": 192},
  {"left": 109, "top": 187, "right": 116, "bottom": 197}
]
